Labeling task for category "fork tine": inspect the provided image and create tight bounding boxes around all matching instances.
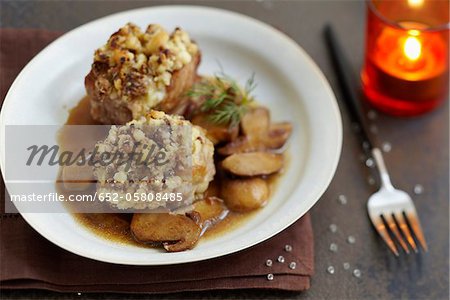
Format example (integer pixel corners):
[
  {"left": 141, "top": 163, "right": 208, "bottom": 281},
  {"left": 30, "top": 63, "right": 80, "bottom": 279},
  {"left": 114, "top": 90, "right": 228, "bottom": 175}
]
[
  {"left": 385, "top": 214, "right": 410, "bottom": 254},
  {"left": 406, "top": 212, "right": 428, "bottom": 252},
  {"left": 373, "top": 216, "right": 399, "bottom": 256},
  {"left": 395, "top": 213, "right": 418, "bottom": 253}
]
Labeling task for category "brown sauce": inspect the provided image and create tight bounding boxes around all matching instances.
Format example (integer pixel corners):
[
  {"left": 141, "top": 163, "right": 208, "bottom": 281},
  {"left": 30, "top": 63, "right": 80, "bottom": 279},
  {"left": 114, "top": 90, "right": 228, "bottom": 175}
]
[
  {"left": 58, "top": 96, "right": 284, "bottom": 247},
  {"left": 65, "top": 96, "right": 101, "bottom": 125}
]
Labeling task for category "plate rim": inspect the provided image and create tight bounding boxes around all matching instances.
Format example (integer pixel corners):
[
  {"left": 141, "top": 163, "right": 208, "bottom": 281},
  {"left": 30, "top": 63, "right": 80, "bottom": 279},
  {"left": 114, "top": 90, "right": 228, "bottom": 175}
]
[{"left": 0, "top": 5, "right": 342, "bottom": 265}]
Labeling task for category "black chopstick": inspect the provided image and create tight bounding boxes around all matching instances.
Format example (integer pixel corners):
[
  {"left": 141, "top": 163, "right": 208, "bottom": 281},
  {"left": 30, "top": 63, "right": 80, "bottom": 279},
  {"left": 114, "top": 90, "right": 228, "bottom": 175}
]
[{"left": 323, "top": 24, "right": 375, "bottom": 152}]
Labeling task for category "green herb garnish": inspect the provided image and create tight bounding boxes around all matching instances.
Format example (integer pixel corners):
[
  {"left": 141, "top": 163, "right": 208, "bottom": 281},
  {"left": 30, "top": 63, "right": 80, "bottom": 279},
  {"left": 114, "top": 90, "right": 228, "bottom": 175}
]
[{"left": 188, "top": 71, "right": 256, "bottom": 129}]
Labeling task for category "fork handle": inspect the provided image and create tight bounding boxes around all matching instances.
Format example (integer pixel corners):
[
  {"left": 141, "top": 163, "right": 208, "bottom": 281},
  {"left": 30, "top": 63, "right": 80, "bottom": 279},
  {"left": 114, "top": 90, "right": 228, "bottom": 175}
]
[
  {"left": 324, "top": 25, "right": 394, "bottom": 190},
  {"left": 323, "top": 25, "right": 375, "bottom": 154},
  {"left": 372, "top": 148, "right": 394, "bottom": 190}
]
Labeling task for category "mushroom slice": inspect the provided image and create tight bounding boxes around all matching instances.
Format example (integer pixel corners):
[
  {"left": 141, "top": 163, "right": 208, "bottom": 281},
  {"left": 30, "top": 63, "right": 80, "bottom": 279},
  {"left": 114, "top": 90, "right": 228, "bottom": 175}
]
[
  {"left": 265, "top": 122, "right": 293, "bottom": 149},
  {"left": 221, "top": 178, "right": 269, "bottom": 212},
  {"left": 193, "top": 197, "right": 229, "bottom": 230},
  {"left": 192, "top": 113, "right": 239, "bottom": 145},
  {"left": 222, "top": 152, "right": 284, "bottom": 176},
  {"left": 204, "top": 179, "right": 221, "bottom": 198},
  {"left": 218, "top": 107, "right": 292, "bottom": 155},
  {"left": 217, "top": 107, "right": 270, "bottom": 155},
  {"left": 131, "top": 212, "right": 201, "bottom": 252},
  {"left": 241, "top": 106, "right": 270, "bottom": 138},
  {"left": 217, "top": 136, "right": 260, "bottom": 156}
]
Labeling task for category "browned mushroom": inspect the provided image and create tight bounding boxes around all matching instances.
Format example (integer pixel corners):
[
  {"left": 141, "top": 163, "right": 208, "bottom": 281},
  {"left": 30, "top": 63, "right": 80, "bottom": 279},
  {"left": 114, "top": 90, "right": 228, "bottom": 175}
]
[
  {"left": 218, "top": 107, "right": 292, "bottom": 155},
  {"left": 193, "top": 197, "right": 229, "bottom": 230},
  {"left": 203, "top": 179, "right": 221, "bottom": 198},
  {"left": 221, "top": 152, "right": 284, "bottom": 176},
  {"left": 221, "top": 178, "right": 269, "bottom": 212},
  {"left": 131, "top": 212, "right": 201, "bottom": 252},
  {"left": 265, "top": 122, "right": 293, "bottom": 149},
  {"left": 216, "top": 136, "right": 255, "bottom": 156},
  {"left": 192, "top": 113, "right": 239, "bottom": 145},
  {"left": 241, "top": 106, "right": 270, "bottom": 137}
]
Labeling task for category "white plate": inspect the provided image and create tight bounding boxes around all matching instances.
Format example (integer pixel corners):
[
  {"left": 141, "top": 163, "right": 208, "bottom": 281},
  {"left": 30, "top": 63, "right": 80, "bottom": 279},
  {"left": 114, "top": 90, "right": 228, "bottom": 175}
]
[{"left": 0, "top": 6, "right": 342, "bottom": 265}]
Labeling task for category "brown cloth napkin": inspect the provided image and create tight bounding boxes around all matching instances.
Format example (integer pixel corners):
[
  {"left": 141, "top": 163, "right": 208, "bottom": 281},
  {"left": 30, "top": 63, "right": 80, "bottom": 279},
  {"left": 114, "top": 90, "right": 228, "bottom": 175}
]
[{"left": 0, "top": 29, "right": 314, "bottom": 293}]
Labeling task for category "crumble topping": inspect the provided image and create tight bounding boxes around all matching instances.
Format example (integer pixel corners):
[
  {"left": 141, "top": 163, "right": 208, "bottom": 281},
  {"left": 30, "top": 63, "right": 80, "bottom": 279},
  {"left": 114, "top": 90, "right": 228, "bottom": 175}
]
[
  {"left": 92, "top": 110, "right": 215, "bottom": 210},
  {"left": 92, "top": 23, "right": 199, "bottom": 118}
]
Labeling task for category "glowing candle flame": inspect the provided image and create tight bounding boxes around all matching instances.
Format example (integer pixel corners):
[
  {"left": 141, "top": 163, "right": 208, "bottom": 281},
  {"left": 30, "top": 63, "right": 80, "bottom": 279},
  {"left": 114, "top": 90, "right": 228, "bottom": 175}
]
[
  {"left": 408, "top": 0, "right": 424, "bottom": 8},
  {"left": 404, "top": 35, "right": 422, "bottom": 61}
]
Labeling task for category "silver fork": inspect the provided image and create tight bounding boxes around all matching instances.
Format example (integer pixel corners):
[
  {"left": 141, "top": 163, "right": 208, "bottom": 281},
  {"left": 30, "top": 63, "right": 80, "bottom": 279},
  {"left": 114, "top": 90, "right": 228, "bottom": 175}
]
[
  {"left": 324, "top": 25, "right": 428, "bottom": 256},
  {"left": 368, "top": 148, "right": 428, "bottom": 255}
]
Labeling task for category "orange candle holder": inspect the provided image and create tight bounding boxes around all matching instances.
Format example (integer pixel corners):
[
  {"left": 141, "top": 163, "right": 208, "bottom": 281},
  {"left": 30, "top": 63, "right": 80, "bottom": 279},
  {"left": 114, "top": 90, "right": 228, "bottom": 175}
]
[{"left": 361, "top": 0, "right": 449, "bottom": 116}]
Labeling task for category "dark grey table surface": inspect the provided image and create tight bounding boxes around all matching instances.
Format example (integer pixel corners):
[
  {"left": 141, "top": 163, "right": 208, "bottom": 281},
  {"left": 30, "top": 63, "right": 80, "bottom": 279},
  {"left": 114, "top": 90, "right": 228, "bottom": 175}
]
[{"left": 1, "top": 1, "right": 449, "bottom": 299}]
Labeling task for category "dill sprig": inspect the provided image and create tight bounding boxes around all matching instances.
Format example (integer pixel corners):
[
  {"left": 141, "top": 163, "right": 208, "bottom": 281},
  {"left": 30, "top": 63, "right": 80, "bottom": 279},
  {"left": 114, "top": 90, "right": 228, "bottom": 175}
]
[{"left": 188, "top": 71, "right": 256, "bottom": 128}]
